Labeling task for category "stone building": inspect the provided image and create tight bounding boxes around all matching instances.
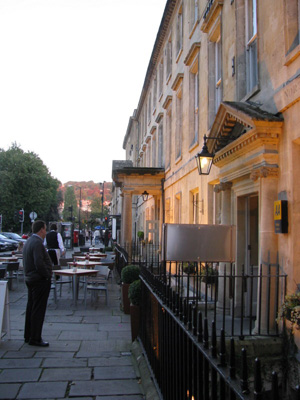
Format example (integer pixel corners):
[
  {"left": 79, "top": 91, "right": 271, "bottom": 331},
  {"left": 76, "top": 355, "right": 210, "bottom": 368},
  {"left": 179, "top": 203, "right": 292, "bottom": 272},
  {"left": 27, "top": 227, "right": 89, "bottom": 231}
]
[{"left": 112, "top": 0, "right": 300, "bottom": 338}]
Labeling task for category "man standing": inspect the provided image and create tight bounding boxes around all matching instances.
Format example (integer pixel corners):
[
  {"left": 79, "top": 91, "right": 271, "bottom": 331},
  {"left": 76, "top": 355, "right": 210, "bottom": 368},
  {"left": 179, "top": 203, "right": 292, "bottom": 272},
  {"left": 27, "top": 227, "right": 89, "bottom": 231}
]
[
  {"left": 44, "top": 223, "right": 65, "bottom": 266},
  {"left": 23, "top": 220, "right": 52, "bottom": 347}
]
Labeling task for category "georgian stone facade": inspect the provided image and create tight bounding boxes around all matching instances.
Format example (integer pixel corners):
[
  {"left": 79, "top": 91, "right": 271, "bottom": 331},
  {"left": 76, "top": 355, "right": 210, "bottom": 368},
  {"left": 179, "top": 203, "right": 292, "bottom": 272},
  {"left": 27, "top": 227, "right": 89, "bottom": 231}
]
[{"left": 112, "top": 0, "right": 300, "bottom": 332}]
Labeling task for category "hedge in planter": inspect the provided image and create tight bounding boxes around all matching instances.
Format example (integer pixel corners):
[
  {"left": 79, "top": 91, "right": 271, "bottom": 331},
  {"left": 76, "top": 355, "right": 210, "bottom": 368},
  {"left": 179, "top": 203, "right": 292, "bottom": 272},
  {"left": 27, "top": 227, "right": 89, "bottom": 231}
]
[
  {"left": 128, "top": 279, "right": 141, "bottom": 341},
  {"left": 121, "top": 265, "right": 140, "bottom": 314}
]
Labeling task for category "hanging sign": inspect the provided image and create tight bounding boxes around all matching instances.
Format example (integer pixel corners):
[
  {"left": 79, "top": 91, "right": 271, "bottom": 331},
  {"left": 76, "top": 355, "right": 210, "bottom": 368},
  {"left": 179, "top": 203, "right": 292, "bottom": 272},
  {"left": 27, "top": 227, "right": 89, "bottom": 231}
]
[{"left": 274, "top": 200, "right": 288, "bottom": 234}]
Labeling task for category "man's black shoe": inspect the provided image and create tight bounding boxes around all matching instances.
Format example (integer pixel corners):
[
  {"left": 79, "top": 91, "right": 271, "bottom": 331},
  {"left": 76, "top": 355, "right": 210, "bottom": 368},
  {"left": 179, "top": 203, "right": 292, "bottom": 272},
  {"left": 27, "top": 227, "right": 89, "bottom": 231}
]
[{"left": 28, "top": 339, "right": 49, "bottom": 347}]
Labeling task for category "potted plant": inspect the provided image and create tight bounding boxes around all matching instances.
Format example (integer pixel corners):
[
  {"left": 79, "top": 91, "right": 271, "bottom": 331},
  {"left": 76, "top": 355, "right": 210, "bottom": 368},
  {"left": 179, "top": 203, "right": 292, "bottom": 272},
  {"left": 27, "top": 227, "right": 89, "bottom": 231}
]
[
  {"left": 120, "top": 265, "right": 140, "bottom": 314},
  {"left": 277, "top": 292, "right": 300, "bottom": 329},
  {"left": 200, "top": 264, "right": 218, "bottom": 285},
  {"left": 128, "top": 279, "right": 141, "bottom": 341},
  {"left": 183, "top": 262, "right": 196, "bottom": 274}
]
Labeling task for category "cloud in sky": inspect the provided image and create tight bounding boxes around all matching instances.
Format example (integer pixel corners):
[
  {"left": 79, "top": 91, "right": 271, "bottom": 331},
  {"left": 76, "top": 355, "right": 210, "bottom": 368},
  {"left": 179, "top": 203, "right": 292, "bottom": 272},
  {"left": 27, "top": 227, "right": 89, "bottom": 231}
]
[{"left": 0, "top": 0, "right": 166, "bottom": 184}]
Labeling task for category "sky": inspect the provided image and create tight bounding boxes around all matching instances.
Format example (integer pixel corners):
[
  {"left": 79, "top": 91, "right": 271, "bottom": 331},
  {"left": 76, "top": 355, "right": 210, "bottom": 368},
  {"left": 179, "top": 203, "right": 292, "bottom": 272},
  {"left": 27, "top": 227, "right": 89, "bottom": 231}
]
[{"left": 0, "top": 0, "right": 166, "bottom": 184}]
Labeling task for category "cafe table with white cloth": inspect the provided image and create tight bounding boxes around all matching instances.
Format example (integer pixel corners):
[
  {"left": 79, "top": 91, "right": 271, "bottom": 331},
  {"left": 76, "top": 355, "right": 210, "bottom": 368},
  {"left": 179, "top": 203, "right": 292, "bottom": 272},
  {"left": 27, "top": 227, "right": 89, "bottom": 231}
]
[
  {"left": 52, "top": 268, "right": 98, "bottom": 305},
  {"left": 68, "top": 260, "right": 103, "bottom": 269},
  {"left": 73, "top": 255, "right": 105, "bottom": 262}
]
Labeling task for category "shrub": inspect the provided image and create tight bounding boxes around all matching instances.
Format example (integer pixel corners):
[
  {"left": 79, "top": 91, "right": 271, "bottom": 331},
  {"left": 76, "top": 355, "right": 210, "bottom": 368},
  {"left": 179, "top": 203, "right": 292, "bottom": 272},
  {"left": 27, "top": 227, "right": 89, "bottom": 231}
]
[
  {"left": 128, "top": 279, "right": 141, "bottom": 306},
  {"left": 121, "top": 265, "right": 140, "bottom": 284},
  {"left": 137, "top": 231, "right": 144, "bottom": 240}
]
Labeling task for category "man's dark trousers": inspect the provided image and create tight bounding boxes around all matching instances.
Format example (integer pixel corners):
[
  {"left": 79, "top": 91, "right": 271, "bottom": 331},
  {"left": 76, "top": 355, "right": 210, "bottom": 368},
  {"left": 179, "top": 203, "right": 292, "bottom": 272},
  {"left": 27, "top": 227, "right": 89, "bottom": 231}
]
[{"left": 25, "top": 279, "right": 51, "bottom": 342}]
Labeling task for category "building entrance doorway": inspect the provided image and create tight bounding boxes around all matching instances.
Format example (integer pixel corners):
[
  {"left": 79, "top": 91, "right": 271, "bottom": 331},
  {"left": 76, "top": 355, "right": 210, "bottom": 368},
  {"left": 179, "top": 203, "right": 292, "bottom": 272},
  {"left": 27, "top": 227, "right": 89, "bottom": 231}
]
[{"left": 237, "top": 194, "right": 259, "bottom": 317}]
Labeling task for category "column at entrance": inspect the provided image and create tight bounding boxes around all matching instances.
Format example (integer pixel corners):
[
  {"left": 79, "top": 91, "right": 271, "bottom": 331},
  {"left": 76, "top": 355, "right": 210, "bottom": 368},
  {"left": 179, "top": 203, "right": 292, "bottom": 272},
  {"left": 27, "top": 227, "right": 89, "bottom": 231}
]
[
  {"left": 215, "top": 182, "right": 232, "bottom": 313},
  {"left": 251, "top": 167, "right": 279, "bottom": 334},
  {"left": 121, "top": 192, "right": 132, "bottom": 249}
]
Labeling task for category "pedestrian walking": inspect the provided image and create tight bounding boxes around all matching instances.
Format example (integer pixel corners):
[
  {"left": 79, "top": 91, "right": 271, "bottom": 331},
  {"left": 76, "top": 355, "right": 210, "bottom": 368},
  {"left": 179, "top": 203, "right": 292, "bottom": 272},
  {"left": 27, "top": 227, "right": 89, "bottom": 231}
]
[{"left": 23, "top": 220, "right": 52, "bottom": 347}]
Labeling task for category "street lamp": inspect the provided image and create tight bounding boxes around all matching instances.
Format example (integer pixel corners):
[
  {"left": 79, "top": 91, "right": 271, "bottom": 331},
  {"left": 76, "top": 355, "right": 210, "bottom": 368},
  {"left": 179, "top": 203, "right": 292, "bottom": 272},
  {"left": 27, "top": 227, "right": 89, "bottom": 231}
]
[
  {"left": 141, "top": 191, "right": 149, "bottom": 202},
  {"left": 100, "top": 181, "right": 106, "bottom": 223}
]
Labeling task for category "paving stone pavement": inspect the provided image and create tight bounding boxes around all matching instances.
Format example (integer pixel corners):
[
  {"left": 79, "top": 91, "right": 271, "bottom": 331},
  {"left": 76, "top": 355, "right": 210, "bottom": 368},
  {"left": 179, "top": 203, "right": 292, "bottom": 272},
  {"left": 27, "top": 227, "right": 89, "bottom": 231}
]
[{"left": 0, "top": 249, "right": 145, "bottom": 400}]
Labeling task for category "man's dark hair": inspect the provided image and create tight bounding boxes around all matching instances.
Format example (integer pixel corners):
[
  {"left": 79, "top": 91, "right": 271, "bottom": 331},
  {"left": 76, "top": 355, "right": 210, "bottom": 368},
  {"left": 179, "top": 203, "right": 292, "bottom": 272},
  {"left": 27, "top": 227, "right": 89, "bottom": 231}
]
[
  {"left": 32, "top": 220, "right": 46, "bottom": 234},
  {"left": 50, "top": 223, "right": 57, "bottom": 231}
]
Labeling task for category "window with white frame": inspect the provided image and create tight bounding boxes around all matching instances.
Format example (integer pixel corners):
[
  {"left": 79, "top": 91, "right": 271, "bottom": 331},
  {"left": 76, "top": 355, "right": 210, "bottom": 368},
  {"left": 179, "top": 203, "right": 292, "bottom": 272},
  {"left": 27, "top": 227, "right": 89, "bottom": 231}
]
[
  {"left": 246, "top": 0, "right": 258, "bottom": 93},
  {"left": 175, "top": 88, "right": 183, "bottom": 160},
  {"left": 158, "top": 120, "right": 164, "bottom": 168},
  {"left": 166, "top": 36, "right": 172, "bottom": 82},
  {"left": 284, "top": 0, "right": 300, "bottom": 57},
  {"left": 190, "top": 0, "right": 198, "bottom": 33},
  {"left": 165, "top": 103, "right": 172, "bottom": 169},
  {"left": 152, "top": 133, "right": 156, "bottom": 167},
  {"left": 153, "top": 73, "right": 157, "bottom": 111},
  {"left": 215, "top": 36, "right": 222, "bottom": 114},
  {"left": 174, "top": 192, "right": 182, "bottom": 223},
  {"left": 189, "top": 57, "right": 199, "bottom": 147},
  {"left": 176, "top": 4, "right": 183, "bottom": 58},
  {"left": 159, "top": 59, "right": 164, "bottom": 98},
  {"left": 193, "top": 192, "right": 199, "bottom": 224},
  {"left": 148, "top": 93, "right": 152, "bottom": 123}
]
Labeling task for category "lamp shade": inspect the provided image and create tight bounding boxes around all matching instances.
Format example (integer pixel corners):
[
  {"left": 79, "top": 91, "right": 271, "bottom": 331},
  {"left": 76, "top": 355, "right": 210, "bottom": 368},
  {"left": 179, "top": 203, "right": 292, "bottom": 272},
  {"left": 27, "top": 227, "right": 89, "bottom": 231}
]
[
  {"left": 195, "top": 136, "right": 214, "bottom": 175},
  {"left": 142, "top": 191, "right": 149, "bottom": 201}
]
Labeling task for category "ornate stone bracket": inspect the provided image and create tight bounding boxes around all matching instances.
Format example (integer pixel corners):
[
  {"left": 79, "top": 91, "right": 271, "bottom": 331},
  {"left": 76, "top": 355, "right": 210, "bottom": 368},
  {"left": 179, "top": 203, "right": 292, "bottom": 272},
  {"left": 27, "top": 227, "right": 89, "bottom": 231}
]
[
  {"left": 214, "top": 181, "right": 233, "bottom": 193},
  {"left": 250, "top": 166, "right": 279, "bottom": 181}
]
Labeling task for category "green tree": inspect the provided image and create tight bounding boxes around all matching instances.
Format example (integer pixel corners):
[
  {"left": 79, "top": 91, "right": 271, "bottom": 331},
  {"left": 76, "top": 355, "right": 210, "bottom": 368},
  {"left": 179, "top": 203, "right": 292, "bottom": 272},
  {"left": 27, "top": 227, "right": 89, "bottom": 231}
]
[
  {"left": 0, "top": 143, "right": 61, "bottom": 233},
  {"left": 62, "top": 186, "right": 78, "bottom": 223}
]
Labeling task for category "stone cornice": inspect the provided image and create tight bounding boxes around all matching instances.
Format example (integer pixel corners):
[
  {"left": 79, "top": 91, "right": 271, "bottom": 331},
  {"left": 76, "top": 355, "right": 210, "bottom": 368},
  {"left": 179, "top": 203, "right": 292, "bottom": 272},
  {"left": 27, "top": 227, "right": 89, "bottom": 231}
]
[
  {"left": 171, "top": 73, "right": 184, "bottom": 91},
  {"left": 201, "top": 0, "right": 224, "bottom": 34},
  {"left": 183, "top": 42, "right": 201, "bottom": 66}
]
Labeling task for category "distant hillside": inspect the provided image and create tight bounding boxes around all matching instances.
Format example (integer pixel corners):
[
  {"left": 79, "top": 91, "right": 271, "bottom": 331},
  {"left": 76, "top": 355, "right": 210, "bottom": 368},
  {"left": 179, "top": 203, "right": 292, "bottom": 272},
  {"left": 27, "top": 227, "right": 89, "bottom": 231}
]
[{"left": 59, "top": 181, "right": 112, "bottom": 204}]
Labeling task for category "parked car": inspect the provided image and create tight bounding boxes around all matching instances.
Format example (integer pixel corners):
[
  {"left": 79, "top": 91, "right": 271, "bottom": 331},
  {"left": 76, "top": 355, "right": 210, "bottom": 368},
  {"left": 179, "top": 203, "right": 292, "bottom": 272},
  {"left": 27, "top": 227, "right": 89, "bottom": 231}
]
[
  {"left": 0, "top": 241, "right": 8, "bottom": 252},
  {"left": 1, "top": 232, "right": 27, "bottom": 243},
  {"left": 0, "top": 234, "right": 18, "bottom": 250}
]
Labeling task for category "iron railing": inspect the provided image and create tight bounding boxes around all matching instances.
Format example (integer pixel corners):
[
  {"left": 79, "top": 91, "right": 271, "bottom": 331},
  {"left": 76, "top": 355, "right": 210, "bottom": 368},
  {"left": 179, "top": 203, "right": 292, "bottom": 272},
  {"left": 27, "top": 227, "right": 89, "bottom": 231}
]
[
  {"left": 143, "top": 262, "right": 286, "bottom": 338},
  {"left": 139, "top": 272, "right": 291, "bottom": 400}
]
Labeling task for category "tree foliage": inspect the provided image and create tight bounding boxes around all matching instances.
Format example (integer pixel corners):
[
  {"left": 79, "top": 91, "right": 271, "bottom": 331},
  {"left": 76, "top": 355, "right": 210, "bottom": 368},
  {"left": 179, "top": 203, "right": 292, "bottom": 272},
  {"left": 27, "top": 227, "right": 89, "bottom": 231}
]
[
  {"left": 62, "top": 186, "right": 78, "bottom": 222},
  {"left": 0, "top": 144, "right": 61, "bottom": 233}
]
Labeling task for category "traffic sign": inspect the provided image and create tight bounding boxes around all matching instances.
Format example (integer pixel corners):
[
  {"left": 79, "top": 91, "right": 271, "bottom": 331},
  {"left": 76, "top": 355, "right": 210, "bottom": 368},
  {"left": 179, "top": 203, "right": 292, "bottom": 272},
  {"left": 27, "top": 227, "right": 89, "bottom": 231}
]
[{"left": 29, "top": 211, "right": 37, "bottom": 222}]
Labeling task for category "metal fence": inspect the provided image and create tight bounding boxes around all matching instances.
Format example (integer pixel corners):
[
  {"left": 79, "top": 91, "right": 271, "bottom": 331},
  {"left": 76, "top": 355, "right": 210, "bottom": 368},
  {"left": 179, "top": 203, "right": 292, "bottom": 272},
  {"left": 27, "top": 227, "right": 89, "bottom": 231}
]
[
  {"left": 143, "top": 261, "right": 286, "bottom": 338},
  {"left": 139, "top": 270, "right": 291, "bottom": 400}
]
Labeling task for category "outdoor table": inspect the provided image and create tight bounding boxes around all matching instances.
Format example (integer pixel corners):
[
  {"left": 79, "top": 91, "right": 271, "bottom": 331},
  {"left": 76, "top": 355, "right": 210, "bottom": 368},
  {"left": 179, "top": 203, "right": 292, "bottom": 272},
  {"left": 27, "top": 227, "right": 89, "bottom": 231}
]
[
  {"left": 52, "top": 268, "right": 97, "bottom": 305},
  {"left": 73, "top": 256, "right": 104, "bottom": 262},
  {"left": 68, "top": 261, "right": 102, "bottom": 269},
  {"left": 0, "top": 257, "right": 18, "bottom": 262}
]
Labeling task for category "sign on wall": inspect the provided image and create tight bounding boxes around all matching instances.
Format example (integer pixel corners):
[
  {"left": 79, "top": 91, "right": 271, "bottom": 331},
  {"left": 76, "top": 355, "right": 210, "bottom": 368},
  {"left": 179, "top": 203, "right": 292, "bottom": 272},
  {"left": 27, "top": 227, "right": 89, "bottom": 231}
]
[{"left": 274, "top": 200, "right": 288, "bottom": 234}]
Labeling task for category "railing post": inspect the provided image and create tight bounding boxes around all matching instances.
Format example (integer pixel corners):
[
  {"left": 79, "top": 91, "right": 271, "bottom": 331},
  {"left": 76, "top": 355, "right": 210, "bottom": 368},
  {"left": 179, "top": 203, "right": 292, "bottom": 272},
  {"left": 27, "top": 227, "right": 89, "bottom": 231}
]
[
  {"left": 219, "top": 328, "right": 226, "bottom": 367},
  {"left": 211, "top": 320, "right": 217, "bottom": 358},
  {"left": 240, "top": 348, "right": 250, "bottom": 394},
  {"left": 203, "top": 317, "right": 209, "bottom": 349},
  {"left": 254, "top": 358, "right": 263, "bottom": 400},
  {"left": 198, "top": 311, "right": 203, "bottom": 343},
  {"left": 229, "top": 338, "right": 236, "bottom": 379},
  {"left": 271, "top": 371, "right": 279, "bottom": 400}
]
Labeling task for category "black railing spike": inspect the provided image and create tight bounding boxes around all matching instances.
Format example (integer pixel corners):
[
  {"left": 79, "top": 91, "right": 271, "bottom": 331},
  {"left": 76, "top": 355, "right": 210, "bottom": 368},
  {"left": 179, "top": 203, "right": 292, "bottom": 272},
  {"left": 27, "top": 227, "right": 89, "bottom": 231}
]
[
  {"left": 175, "top": 292, "right": 179, "bottom": 316},
  {"left": 198, "top": 311, "right": 203, "bottom": 343},
  {"left": 188, "top": 303, "right": 192, "bottom": 330},
  {"left": 271, "top": 371, "right": 279, "bottom": 400},
  {"left": 240, "top": 348, "right": 250, "bottom": 394},
  {"left": 219, "top": 328, "right": 226, "bottom": 367},
  {"left": 179, "top": 297, "right": 183, "bottom": 321},
  {"left": 211, "top": 320, "right": 217, "bottom": 358},
  {"left": 193, "top": 305, "right": 197, "bottom": 336},
  {"left": 183, "top": 298, "right": 188, "bottom": 325},
  {"left": 203, "top": 317, "right": 209, "bottom": 349},
  {"left": 172, "top": 290, "right": 176, "bottom": 313},
  {"left": 254, "top": 358, "right": 263, "bottom": 399},
  {"left": 229, "top": 338, "right": 236, "bottom": 379}
]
